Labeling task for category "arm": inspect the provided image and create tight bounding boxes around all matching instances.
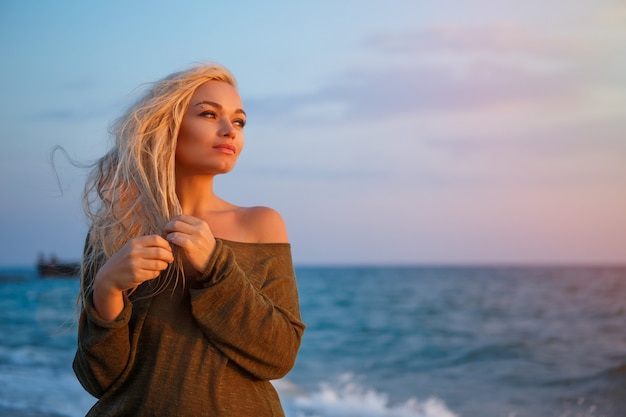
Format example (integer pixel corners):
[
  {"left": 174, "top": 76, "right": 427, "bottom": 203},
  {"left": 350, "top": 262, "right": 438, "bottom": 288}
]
[
  {"left": 188, "top": 239, "right": 305, "bottom": 381},
  {"left": 72, "top": 235, "right": 173, "bottom": 397},
  {"left": 72, "top": 285, "right": 133, "bottom": 397}
]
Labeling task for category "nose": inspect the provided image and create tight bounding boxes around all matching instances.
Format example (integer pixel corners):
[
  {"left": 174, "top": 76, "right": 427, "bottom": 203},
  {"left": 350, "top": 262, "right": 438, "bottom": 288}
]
[{"left": 218, "top": 118, "right": 236, "bottom": 139}]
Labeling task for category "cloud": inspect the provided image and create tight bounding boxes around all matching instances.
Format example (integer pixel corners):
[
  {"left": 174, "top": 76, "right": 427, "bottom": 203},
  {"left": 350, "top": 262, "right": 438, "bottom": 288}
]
[
  {"left": 246, "top": 59, "right": 582, "bottom": 127},
  {"left": 31, "top": 96, "right": 128, "bottom": 123},
  {"left": 244, "top": 21, "right": 619, "bottom": 126},
  {"left": 365, "top": 22, "right": 588, "bottom": 59},
  {"left": 240, "top": 18, "right": 626, "bottom": 196},
  {"left": 331, "top": 64, "right": 578, "bottom": 113}
]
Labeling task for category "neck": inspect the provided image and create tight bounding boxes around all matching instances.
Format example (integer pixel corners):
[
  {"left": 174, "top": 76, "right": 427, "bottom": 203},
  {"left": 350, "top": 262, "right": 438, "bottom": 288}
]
[{"left": 175, "top": 174, "right": 219, "bottom": 216}]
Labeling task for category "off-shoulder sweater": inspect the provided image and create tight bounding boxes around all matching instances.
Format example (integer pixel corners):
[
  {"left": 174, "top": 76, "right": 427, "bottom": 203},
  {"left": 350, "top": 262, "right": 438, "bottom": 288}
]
[{"left": 73, "top": 238, "right": 305, "bottom": 416}]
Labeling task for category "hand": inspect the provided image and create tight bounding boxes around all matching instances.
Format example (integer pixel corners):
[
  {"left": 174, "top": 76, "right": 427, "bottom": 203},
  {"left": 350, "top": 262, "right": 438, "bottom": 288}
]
[
  {"left": 164, "top": 214, "right": 216, "bottom": 273},
  {"left": 93, "top": 235, "right": 173, "bottom": 320},
  {"left": 96, "top": 235, "right": 174, "bottom": 292}
]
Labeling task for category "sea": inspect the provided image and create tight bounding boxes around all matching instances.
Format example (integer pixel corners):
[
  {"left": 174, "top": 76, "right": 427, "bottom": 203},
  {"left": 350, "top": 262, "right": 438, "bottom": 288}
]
[{"left": 1, "top": 265, "right": 626, "bottom": 417}]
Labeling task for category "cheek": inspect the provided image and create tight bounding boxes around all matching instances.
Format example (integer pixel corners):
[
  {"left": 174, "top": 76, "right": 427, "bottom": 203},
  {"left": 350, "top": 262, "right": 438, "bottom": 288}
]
[
  {"left": 236, "top": 131, "right": 245, "bottom": 152},
  {"left": 177, "top": 120, "right": 197, "bottom": 144},
  {"left": 174, "top": 126, "right": 200, "bottom": 163},
  {"left": 176, "top": 121, "right": 206, "bottom": 153},
  {"left": 176, "top": 122, "right": 189, "bottom": 148}
]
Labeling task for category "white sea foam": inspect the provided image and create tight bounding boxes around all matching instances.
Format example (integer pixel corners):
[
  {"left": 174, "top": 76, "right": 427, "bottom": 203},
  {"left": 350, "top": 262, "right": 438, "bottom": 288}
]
[
  {"left": 1, "top": 365, "right": 454, "bottom": 417},
  {"left": 275, "top": 374, "right": 459, "bottom": 417}
]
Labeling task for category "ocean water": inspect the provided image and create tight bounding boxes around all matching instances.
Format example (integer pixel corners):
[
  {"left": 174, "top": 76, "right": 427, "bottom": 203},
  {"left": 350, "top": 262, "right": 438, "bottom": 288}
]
[{"left": 1, "top": 265, "right": 625, "bottom": 417}]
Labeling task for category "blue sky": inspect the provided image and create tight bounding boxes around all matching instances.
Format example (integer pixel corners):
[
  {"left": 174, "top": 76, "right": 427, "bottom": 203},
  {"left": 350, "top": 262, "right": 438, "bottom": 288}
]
[{"left": 1, "top": 0, "right": 625, "bottom": 266}]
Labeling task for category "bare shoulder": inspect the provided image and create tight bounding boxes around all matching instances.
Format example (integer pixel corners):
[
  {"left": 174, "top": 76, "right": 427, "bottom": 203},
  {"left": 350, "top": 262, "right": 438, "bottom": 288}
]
[{"left": 239, "top": 206, "right": 289, "bottom": 243}]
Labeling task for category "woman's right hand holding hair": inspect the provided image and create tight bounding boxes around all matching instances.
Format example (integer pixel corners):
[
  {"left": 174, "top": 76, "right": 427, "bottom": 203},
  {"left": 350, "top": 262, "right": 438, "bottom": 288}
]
[{"left": 93, "top": 235, "right": 174, "bottom": 321}]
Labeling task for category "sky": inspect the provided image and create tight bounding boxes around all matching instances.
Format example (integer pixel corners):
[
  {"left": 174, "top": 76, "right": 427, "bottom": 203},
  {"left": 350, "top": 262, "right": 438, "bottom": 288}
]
[{"left": 0, "top": 0, "right": 625, "bottom": 267}]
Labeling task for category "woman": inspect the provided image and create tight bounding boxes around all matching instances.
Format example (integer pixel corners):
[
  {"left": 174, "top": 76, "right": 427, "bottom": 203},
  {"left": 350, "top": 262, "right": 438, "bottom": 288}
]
[{"left": 73, "top": 64, "right": 305, "bottom": 416}]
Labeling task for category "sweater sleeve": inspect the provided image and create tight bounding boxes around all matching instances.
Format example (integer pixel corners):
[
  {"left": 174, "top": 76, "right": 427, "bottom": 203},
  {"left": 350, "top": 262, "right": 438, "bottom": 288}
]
[
  {"left": 188, "top": 239, "right": 305, "bottom": 381},
  {"left": 72, "top": 290, "right": 133, "bottom": 398}
]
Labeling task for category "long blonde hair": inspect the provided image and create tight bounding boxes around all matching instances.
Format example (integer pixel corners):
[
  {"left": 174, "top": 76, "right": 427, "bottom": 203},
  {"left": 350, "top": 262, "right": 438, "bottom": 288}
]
[{"left": 81, "top": 64, "right": 237, "bottom": 301}]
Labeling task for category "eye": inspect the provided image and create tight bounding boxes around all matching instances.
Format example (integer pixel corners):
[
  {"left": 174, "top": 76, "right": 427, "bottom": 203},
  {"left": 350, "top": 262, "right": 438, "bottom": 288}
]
[
  {"left": 233, "top": 118, "right": 246, "bottom": 128},
  {"left": 199, "top": 110, "right": 216, "bottom": 119}
]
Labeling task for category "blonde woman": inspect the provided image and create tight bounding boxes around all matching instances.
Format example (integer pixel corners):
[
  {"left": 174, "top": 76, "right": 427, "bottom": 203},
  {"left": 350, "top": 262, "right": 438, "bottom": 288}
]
[{"left": 73, "top": 64, "right": 305, "bottom": 416}]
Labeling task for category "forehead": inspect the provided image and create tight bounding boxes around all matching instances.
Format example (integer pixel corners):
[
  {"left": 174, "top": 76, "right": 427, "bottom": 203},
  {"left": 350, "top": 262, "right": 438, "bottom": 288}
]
[{"left": 189, "top": 81, "right": 243, "bottom": 108}]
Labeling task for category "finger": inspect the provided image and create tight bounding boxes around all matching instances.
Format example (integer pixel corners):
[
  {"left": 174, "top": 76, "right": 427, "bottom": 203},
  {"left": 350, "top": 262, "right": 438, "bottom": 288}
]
[
  {"left": 135, "top": 234, "right": 173, "bottom": 250},
  {"left": 164, "top": 215, "right": 207, "bottom": 233},
  {"left": 132, "top": 258, "right": 172, "bottom": 282},
  {"left": 138, "top": 258, "right": 171, "bottom": 272},
  {"left": 163, "top": 220, "right": 194, "bottom": 236},
  {"left": 165, "top": 232, "right": 194, "bottom": 249},
  {"left": 140, "top": 246, "right": 174, "bottom": 263},
  {"left": 128, "top": 237, "right": 173, "bottom": 261}
]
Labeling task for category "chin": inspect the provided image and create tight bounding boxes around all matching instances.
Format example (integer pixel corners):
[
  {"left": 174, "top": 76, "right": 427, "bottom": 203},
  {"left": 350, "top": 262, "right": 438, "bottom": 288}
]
[{"left": 210, "top": 163, "right": 238, "bottom": 175}]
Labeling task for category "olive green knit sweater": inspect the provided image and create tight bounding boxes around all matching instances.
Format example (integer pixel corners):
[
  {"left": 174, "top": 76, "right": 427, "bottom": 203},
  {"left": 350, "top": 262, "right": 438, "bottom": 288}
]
[{"left": 73, "top": 239, "right": 305, "bottom": 416}]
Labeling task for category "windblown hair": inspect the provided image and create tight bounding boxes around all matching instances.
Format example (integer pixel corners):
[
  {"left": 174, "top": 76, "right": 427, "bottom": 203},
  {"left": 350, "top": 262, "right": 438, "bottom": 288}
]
[{"left": 80, "top": 64, "right": 237, "bottom": 303}]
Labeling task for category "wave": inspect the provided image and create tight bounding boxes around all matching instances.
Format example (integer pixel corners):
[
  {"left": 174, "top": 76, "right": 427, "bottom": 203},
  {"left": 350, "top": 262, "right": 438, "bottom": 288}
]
[
  {"left": 276, "top": 373, "right": 459, "bottom": 417},
  {"left": 0, "top": 366, "right": 458, "bottom": 417}
]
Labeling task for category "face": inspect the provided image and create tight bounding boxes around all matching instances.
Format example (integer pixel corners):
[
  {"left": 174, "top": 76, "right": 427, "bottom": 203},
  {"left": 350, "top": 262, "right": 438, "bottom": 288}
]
[{"left": 175, "top": 80, "right": 246, "bottom": 176}]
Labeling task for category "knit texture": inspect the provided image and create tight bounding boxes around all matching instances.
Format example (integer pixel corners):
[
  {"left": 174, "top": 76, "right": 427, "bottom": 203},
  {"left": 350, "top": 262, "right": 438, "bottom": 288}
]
[{"left": 73, "top": 239, "right": 305, "bottom": 416}]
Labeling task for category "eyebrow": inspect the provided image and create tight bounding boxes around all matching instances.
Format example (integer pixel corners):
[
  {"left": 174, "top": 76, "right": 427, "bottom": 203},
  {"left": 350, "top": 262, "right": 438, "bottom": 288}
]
[{"left": 193, "top": 100, "right": 246, "bottom": 117}]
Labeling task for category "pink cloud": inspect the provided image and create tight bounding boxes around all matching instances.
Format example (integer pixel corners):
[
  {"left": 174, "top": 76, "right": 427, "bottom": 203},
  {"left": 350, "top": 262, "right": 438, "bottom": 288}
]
[
  {"left": 246, "top": 60, "right": 581, "bottom": 126},
  {"left": 365, "top": 22, "right": 591, "bottom": 59}
]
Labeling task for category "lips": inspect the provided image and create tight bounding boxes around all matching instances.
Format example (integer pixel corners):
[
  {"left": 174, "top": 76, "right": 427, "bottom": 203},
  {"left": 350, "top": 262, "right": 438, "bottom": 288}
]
[{"left": 213, "top": 143, "right": 236, "bottom": 155}]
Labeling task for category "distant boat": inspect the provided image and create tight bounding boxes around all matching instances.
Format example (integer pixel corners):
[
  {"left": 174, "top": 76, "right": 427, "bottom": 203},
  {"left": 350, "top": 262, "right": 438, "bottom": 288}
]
[{"left": 37, "top": 254, "right": 80, "bottom": 277}]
